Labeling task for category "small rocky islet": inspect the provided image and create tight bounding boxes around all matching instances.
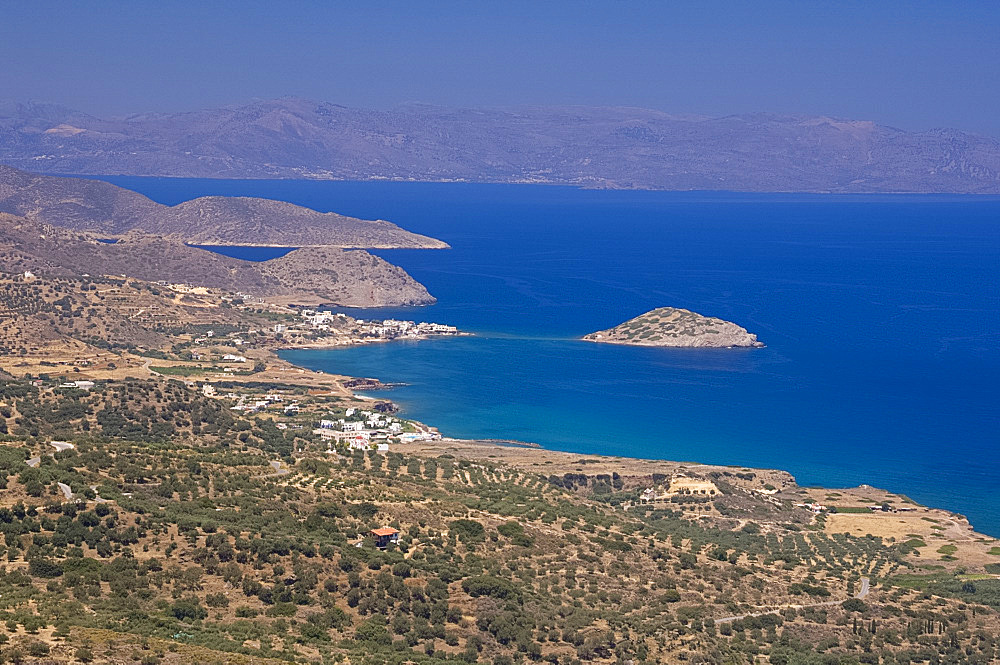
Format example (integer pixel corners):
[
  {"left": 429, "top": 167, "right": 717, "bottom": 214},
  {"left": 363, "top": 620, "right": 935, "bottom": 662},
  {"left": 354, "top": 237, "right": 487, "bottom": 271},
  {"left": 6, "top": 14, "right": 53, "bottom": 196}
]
[{"left": 583, "top": 306, "right": 764, "bottom": 348}]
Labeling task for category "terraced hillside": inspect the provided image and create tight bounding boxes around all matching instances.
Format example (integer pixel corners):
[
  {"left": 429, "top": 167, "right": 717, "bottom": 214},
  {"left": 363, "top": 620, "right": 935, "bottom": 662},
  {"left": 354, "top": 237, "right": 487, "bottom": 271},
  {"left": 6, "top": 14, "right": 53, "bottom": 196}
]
[
  {"left": 0, "top": 375, "right": 996, "bottom": 664},
  {"left": 0, "top": 272, "right": 250, "bottom": 358}
]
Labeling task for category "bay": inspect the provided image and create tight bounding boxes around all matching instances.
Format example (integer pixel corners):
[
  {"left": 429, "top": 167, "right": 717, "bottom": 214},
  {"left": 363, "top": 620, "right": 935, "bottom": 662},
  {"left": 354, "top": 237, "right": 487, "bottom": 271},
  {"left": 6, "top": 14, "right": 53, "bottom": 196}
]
[{"left": 102, "top": 176, "right": 1000, "bottom": 536}]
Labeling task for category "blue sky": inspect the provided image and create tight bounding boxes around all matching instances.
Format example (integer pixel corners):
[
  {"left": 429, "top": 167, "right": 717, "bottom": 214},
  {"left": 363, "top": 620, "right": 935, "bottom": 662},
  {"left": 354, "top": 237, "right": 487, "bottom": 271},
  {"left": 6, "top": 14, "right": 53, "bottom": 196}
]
[{"left": 3, "top": 1, "right": 999, "bottom": 135}]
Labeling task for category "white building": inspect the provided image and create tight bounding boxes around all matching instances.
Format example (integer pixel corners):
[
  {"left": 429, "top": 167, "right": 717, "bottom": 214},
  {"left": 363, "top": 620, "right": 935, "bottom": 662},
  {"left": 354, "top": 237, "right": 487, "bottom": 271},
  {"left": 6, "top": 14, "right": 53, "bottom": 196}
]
[{"left": 349, "top": 436, "right": 371, "bottom": 450}]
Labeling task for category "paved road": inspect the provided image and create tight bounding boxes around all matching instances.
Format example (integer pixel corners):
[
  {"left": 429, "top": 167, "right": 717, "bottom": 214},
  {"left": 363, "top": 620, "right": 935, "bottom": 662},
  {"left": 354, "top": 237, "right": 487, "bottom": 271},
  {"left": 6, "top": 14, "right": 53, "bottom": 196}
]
[
  {"left": 90, "top": 485, "right": 110, "bottom": 504},
  {"left": 268, "top": 460, "right": 290, "bottom": 476},
  {"left": 715, "top": 577, "right": 871, "bottom": 624},
  {"left": 25, "top": 457, "right": 40, "bottom": 468},
  {"left": 57, "top": 482, "right": 73, "bottom": 500}
]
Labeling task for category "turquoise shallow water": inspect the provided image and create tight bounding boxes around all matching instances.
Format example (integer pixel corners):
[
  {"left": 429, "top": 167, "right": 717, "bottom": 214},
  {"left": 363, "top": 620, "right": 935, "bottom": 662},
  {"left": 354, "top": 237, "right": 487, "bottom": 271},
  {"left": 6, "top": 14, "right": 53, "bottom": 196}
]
[{"left": 103, "top": 177, "right": 1000, "bottom": 536}]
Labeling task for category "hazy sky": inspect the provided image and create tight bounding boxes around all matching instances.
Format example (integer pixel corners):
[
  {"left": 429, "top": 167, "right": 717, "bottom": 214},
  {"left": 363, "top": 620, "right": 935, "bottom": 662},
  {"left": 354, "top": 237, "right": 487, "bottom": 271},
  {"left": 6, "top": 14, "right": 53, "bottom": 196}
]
[{"left": 3, "top": 1, "right": 999, "bottom": 135}]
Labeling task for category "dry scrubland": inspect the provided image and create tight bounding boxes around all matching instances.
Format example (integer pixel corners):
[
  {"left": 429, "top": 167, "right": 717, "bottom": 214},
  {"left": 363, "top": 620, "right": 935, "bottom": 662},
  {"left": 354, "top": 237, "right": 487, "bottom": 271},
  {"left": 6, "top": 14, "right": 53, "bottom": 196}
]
[{"left": 0, "top": 271, "right": 999, "bottom": 664}]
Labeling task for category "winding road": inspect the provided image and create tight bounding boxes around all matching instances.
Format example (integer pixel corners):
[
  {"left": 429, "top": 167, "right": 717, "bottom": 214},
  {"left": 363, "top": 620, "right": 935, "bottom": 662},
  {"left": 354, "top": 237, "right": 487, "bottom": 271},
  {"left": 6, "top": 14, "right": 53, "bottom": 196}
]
[{"left": 714, "top": 577, "right": 870, "bottom": 624}]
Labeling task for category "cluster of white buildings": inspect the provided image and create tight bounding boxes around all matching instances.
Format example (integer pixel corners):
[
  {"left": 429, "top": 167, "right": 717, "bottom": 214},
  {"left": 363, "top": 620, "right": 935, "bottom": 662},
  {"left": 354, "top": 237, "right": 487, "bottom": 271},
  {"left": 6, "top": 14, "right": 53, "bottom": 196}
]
[
  {"left": 218, "top": 387, "right": 299, "bottom": 415},
  {"left": 300, "top": 310, "right": 350, "bottom": 330},
  {"left": 358, "top": 319, "right": 460, "bottom": 339},
  {"left": 297, "top": 310, "right": 461, "bottom": 341},
  {"left": 310, "top": 408, "right": 435, "bottom": 452}
]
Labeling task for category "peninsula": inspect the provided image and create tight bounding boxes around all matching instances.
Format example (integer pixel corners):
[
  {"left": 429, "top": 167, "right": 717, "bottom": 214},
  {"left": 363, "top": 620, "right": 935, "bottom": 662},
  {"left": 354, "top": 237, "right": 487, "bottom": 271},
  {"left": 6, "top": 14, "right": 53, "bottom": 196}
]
[
  {"left": 584, "top": 306, "right": 765, "bottom": 348},
  {"left": 0, "top": 164, "right": 448, "bottom": 248},
  {"left": 0, "top": 166, "right": 447, "bottom": 307}
]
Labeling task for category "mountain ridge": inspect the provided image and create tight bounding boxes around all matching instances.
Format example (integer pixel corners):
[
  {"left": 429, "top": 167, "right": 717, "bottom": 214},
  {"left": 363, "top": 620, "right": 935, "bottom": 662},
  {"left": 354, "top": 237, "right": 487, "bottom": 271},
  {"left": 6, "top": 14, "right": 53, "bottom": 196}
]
[
  {"left": 0, "top": 164, "right": 448, "bottom": 247},
  {"left": 0, "top": 211, "right": 434, "bottom": 307},
  {"left": 2, "top": 97, "right": 1000, "bottom": 192}
]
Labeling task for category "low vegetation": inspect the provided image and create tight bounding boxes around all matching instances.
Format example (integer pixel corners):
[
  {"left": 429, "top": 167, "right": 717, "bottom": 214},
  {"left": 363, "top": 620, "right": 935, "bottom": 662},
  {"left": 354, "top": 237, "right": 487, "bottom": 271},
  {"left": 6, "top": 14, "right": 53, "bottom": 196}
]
[{"left": 0, "top": 374, "right": 996, "bottom": 663}]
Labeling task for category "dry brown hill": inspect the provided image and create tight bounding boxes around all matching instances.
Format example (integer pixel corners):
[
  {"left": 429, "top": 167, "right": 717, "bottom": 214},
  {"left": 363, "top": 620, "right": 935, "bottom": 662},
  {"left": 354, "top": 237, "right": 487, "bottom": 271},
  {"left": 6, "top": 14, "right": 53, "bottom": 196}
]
[
  {"left": 0, "top": 213, "right": 434, "bottom": 307},
  {"left": 0, "top": 271, "right": 247, "bottom": 356},
  {"left": 0, "top": 164, "right": 448, "bottom": 247}
]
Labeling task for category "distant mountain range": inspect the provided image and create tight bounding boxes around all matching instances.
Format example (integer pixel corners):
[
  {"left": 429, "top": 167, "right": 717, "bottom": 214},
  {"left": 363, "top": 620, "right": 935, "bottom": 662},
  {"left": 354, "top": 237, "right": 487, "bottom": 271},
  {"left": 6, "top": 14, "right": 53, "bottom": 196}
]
[{"left": 2, "top": 97, "right": 1000, "bottom": 193}]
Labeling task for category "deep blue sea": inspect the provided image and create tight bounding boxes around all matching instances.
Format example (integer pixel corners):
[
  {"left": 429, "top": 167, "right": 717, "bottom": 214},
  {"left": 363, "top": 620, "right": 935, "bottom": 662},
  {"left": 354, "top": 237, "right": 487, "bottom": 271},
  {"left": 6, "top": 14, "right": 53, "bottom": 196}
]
[{"left": 103, "top": 177, "right": 1000, "bottom": 536}]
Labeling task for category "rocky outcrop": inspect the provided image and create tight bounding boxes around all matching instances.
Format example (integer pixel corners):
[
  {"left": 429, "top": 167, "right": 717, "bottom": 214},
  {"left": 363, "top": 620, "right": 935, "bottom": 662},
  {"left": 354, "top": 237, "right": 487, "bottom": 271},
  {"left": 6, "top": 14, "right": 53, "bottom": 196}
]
[{"left": 583, "top": 307, "right": 764, "bottom": 348}]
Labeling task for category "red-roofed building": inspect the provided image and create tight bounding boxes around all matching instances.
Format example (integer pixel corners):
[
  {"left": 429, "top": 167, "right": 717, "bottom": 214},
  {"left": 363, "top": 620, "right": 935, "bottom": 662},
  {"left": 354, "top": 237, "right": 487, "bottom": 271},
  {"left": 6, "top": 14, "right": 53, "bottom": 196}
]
[{"left": 370, "top": 527, "right": 400, "bottom": 549}]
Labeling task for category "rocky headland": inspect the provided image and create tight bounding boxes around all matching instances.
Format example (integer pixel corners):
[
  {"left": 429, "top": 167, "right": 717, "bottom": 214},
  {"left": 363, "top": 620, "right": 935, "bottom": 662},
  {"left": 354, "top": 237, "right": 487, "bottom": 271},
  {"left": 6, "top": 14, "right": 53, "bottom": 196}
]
[
  {"left": 583, "top": 307, "right": 764, "bottom": 348},
  {"left": 0, "top": 213, "right": 434, "bottom": 307},
  {"left": 0, "top": 164, "right": 448, "bottom": 248},
  {"left": 0, "top": 165, "right": 447, "bottom": 307}
]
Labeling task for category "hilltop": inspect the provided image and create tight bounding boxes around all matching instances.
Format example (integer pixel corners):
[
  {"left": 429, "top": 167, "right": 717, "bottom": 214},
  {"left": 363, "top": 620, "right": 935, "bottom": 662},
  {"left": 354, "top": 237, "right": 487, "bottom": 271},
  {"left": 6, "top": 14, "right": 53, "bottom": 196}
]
[
  {"left": 584, "top": 307, "right": 765, "bottom": 348},
  {"left": 2, "top": 98, "right": 1000, "bottom": 192},
  {"left": 0, "top": 164, "right": 448, "bottom": 248},
  {"left": 0, "top": 213, "right": 434, "bottom": 307}
]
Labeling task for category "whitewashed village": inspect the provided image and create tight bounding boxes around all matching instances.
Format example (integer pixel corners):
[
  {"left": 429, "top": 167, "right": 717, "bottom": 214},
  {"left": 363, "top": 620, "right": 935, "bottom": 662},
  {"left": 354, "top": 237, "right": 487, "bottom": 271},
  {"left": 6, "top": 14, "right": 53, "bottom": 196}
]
[
  {"left": 297, "top": 309, "right": 464, "bottom": 344},
  {"left": 86, "top": 296, "right": 465, "bottom": 457}
]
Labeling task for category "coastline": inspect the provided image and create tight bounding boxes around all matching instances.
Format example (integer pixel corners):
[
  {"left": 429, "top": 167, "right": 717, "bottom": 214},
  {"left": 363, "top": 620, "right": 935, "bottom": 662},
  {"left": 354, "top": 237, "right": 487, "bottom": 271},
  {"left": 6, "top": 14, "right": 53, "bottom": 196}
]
[
  {"left": 273, "top": 338, "right": 1000, "bottom": 549},
  {"left": 276, "top": 337, "right": 1000, "bottom": 543},
  {"left": 2, "top": 271, "right": 996, "bottom": 559},
  {"left": 275, "top": 330, "right": 473, "bottom": 352}
]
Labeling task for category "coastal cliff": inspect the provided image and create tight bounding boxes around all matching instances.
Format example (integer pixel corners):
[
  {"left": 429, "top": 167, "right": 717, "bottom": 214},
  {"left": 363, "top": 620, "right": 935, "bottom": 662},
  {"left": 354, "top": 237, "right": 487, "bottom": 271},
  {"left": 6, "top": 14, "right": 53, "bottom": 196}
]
[{"left": 583, "top": 307, "right": 764, "bottom": 348}]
